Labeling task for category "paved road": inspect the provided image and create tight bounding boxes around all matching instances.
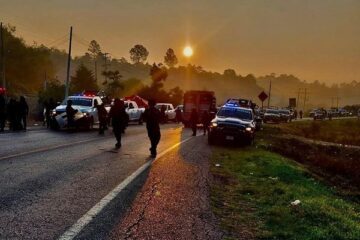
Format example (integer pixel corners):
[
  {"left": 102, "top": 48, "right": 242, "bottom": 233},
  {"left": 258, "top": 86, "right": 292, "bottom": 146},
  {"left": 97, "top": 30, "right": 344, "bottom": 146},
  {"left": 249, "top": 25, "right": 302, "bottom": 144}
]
[{"left": 0, "top": 124, "right": 190, "bottom": 239}]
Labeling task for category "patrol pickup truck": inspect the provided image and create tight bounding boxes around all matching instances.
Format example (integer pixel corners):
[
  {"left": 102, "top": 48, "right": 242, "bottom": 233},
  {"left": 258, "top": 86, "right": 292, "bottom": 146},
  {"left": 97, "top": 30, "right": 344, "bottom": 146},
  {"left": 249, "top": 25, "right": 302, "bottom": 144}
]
[
  {"left": 51, "top": 94, "right": 105, "bottom": 129},
  {"left": 208, "top": 100, "right": 256, "bottom": 145},
  {"left": 124, "top": 100, "right": 145, "bottom": 124}
]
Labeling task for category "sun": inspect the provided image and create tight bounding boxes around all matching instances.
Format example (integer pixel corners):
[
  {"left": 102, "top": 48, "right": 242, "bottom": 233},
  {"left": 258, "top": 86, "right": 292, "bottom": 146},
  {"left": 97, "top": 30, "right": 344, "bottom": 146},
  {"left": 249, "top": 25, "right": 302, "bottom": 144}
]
[{"left": 183, "top": 46, "right": 193, "bottom": 57}]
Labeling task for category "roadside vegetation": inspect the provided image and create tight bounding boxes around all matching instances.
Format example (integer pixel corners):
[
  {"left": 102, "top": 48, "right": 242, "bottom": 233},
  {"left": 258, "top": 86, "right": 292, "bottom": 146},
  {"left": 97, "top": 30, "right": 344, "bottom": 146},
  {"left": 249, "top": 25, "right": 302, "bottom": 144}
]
[
  {"left": 272, "top": 119, "right": 360, "bottom": 146},
  {"left": 211, "top": 146, "right": 360, "bottom": 240}
]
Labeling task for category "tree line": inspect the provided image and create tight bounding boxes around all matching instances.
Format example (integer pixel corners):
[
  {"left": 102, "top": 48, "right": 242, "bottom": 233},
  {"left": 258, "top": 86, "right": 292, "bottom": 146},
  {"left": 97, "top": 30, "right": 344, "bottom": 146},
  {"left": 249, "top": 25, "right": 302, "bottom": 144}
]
[{"left": 2, "top": 24, "right": 360, "bottom": 109}]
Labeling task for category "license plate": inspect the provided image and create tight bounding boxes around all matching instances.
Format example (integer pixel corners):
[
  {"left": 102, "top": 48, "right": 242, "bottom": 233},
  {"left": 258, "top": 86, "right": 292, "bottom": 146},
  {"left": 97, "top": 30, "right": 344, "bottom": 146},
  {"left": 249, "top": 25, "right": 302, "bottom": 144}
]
[{"left": 226, "top": 136, "right": 234, "bottom": 140}]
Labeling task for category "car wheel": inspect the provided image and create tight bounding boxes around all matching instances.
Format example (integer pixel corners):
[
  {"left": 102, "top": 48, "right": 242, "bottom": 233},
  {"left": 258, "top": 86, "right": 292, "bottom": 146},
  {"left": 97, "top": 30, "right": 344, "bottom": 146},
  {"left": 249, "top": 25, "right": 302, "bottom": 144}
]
[{"left": 138, "top": 114, "right": 143, "bottom": 125}]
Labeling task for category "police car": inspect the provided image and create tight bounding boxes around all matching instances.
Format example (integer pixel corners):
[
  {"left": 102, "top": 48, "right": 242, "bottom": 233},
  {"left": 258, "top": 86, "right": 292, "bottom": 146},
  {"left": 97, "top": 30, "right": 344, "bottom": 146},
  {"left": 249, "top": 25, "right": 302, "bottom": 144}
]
[
  {"left": 208, "top": 100, "right": 256, "bottom": 145},
  {"left": 51, "top": 93, "right": 106, "bottom": 129}
]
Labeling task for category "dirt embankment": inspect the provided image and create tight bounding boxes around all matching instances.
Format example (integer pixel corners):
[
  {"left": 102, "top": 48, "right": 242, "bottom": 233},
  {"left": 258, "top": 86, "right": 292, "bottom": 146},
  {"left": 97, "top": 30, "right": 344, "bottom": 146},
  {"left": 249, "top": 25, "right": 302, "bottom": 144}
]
[{"left": 263, "top": 134, "right": 360, "bottom": 198}]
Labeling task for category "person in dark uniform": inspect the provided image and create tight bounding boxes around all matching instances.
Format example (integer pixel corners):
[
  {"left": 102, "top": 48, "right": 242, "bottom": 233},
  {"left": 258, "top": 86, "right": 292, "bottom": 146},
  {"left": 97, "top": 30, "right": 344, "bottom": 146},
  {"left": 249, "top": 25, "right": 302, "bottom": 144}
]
[
  {"left": 0, "top": 93, "right": 5, "bottom": 132},
  {"left": 190, "top": 108, "right": 198, "bottom": 136},
  {"left": 294, "top": 109, "right": 298, "bottom": 119},
  {"left": 201, "top": 110, "right": 211, "bottom": 135},
  {"left": 143, "top": 99, "right": 161, "bottom": 158},
  {"left": 18, "top": 96, "right": 29, "bottom": 130},
  {"left": 299, "top": 110, "right": 303, "bottom": 119},
  {"left": 95, "top": 101, "right": 108, "bottom": 135},
  {"left": 7, "top": 98, "right": 17, "bottom": 130},
  {"left": 175, "top": 107, "right": 182, "bottom": 124},
  {"left": 44, "top": 98, "right": 55, "bottom": 128},
  {"left": 109, "top": 98, "right": 128, "bottom": 148},
  {"left": 66, "top": 100, "right": 78, "bottom": 129},
  {"left": 160, "top": 105, "right": 166, "bottom": 124}
]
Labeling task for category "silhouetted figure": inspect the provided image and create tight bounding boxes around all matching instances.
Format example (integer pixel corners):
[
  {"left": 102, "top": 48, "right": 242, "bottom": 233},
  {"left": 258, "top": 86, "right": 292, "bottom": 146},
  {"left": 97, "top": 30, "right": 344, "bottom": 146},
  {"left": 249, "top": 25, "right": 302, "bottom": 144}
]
[
  {"left": 202, "top": 110, "right": 211, "bottom": 135},
  {"left": 96, "top": 101, "right": 108, "bottom": 135},
  {"left": 175, "top": 107, "right": 182, "bottom": 123},
  {"left": 160, "top": 105, "right": 166, "bottom": 124},
  {"left": 299, "top": 110, "right": 303, "bottom": 119},
  {"left": 294, "top": 110, "right": 298, "bottom": 119},
  {"left": 190, "top": 108, "right": 198, "bottom": 136},
  {"left": 7, "top": 98, "right": 17, "bottom": 130},
  {"left": 66, "top": 100, "right": 78, "bottom": 129},
  {"left": 143, "top": 99, "right": 161, "bottom": 158},
  {"left": 109, "top": 98, "right": 128, "bottom": 148},
  {"left": 18, "top": 96, "right": 29, "bottom": 130},
  {"left": 44, "top": 98, "right": 55, "bottom": 128},
  {"left": 0, "top": 93, "right": 5, "bottom": 132}
]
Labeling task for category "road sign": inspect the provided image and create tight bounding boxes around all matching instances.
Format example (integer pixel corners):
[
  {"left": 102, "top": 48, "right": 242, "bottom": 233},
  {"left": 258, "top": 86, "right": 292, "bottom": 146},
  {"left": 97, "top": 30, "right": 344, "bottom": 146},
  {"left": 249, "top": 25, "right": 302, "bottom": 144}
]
[{"left": 258, "top": 91, "right": 268, "bottom": 102}]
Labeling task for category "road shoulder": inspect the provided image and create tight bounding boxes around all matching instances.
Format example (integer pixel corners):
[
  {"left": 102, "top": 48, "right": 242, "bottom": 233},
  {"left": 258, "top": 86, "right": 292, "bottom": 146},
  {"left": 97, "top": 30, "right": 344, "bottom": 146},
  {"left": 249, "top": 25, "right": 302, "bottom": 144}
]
[{"left": 109, "top": 135, "right": 224, "bottom": 240}]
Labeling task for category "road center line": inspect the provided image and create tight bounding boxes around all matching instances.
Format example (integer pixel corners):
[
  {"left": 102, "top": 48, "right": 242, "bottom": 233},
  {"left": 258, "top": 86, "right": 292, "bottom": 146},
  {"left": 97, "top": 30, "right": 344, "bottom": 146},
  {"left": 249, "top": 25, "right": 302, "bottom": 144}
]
[
  {"left": 57, "top": 136, "right": 194, "bottom": 240},
  {"left": 0, "top": 136, "right": 112, "bottom": 161}
]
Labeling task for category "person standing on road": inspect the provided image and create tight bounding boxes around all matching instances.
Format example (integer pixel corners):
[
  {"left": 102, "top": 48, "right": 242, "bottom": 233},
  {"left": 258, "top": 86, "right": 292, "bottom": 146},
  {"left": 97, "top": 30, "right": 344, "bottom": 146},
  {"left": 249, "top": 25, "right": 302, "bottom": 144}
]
[
  {"left": 299, "top": 110, "right": 303, "bottom": 119},
  {"left": 190, "top": 108, "right": 198, "bottom": 136},
  {"left": 19, "top": 96, "right": 29, "bottom": 131},
  {"left": 143, "top": 99, "right": 161, "bottom": 158},
  {"left": 175, "top": 107, "right": 182, "bottom": 124},
  {"left": 109, "top": 98, "right": 128, "bottom": 148},
  {"left": 0, "top": 93, "right": 5, "bottom": 132},
  {"left": 95, "top": 100, "right": 108, "bottom": 135},
  {"left": 201, "top": 110, "right": 211, "bottom": 135},
  {"left": 294, "top": 109, "right": 298, "bottom": 119},
  {"left": 66, "top": 100, "right": 78, "bottom": 129},
  {"left": 44, "top": 98, "right": 55, "bottom": 128}
]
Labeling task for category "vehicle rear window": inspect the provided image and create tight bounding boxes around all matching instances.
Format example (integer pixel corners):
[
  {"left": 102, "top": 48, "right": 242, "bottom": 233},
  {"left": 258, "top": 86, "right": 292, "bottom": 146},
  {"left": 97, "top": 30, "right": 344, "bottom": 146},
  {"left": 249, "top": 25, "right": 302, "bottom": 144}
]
[{"left": 217, "top": 107, "right": 252, "bottom": 120}]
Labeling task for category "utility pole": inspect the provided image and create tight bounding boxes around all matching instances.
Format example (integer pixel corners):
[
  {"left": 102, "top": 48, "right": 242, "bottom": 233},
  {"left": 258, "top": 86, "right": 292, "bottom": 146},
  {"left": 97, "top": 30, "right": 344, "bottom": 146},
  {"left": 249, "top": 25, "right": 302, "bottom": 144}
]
[
  {"left": 103, "top": 52, "right": 110, "bottom": 83},
  {"left": 267, "top": 79, "right": 272, "bottom": 108},
  {"left": 0, "top": 22, "right": 5, "bottom": 89},
  {"left": 94, "top": 61, "right": 98, "bottom": 81},
  {"left": 65, "top": 26, "right": 73, "bottom": 99},
  {"left": 303, "top": 88, "right": 307, "bottom": 111},
  {"left": 336, "top": 96, "right": 340, "bottom": 109}
]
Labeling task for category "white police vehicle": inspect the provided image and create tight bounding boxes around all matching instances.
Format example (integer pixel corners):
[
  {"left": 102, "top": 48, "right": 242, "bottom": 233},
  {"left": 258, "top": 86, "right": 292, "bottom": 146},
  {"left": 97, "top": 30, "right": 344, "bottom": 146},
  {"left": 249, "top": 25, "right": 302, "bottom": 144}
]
[
  {"left": 208, "top": 100, "right": 255, "bottom": 145},
  {"left": 51, "top": 93, "right": 105, "bottom": 129}
]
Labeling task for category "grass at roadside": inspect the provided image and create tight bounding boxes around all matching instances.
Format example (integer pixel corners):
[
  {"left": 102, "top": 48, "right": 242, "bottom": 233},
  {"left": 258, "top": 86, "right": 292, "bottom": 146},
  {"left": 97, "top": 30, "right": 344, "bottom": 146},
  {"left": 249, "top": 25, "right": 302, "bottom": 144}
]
[
  {"left": 211, "top": 146, "right": 360, "bottom": 240},
  {"left": 273, "top": 119, "right": 360, "bottom": 146}
]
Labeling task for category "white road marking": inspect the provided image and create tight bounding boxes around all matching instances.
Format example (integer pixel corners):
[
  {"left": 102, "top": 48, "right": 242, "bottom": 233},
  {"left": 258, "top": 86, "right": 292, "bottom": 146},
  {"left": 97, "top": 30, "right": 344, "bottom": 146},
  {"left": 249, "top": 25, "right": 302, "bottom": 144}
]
[
  {"left": 0, "top": 136, "right": 112, "bottom": 161},
  {"left": 57, "top": 136, "right": 195, "bottom": 240}
]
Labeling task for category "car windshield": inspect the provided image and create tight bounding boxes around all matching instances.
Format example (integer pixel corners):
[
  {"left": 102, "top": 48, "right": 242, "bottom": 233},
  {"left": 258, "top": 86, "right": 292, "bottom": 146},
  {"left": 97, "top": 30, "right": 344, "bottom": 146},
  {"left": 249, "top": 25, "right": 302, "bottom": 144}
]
[
  {"left": 217, "top": 107, "right": 252, "bottom": 120},
  {"left": 155, "top": 105, "right": 165, "bottom": 110},
  {"left": 62, "top": 97, "right": 92, "bottom": 107},
  {"left": 266, "top": 109, "right": 278, "bottom": 114}
]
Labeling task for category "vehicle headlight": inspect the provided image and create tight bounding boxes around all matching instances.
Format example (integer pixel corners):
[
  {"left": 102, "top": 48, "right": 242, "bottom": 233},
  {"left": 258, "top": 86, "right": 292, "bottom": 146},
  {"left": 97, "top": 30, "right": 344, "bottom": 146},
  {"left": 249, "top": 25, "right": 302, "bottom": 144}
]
[
  {"left": 245, "top": 127, "right": 252, "bottom": 132},
  {"left": 211, "top": 122, "right": 218, "bottom": 127},
  {"left": 51, "top": 110, "right": 57, "bottom": 116}
]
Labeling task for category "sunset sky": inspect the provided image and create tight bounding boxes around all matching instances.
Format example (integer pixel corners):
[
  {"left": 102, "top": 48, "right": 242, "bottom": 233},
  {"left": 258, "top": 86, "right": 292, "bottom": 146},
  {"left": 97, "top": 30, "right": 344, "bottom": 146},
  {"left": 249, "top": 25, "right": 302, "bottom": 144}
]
[{"left": 0, "top": 0, "right": 359, "bottom": 84}]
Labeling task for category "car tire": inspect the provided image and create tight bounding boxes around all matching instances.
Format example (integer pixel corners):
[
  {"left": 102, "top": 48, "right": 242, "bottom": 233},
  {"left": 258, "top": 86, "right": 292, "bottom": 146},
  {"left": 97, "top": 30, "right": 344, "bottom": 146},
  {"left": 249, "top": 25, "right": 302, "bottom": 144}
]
[
  {"left": 138, "top": 114, "right": 143, "bottom": 125},
  {"left": 88, "top": 117, "right": 94, "bottom": 130}
]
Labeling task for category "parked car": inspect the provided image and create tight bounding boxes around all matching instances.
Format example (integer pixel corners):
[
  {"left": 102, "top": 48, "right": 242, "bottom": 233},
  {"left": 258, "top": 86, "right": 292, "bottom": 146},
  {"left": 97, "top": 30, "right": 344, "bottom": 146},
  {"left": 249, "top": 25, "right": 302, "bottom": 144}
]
[
  {"left": 263, "top": 109, "right": 281, "bottom": 123},
  {"left": 124, "top": 100, "right": 145, "bottom": 124},
  {"left": 51, "top": 94, "right": 106, "bottom": 129},
  {"left": 208, "top": 102, "right": 255, "bottom": 145},
  {"left": 155, "top": 103, "right": 176, "bottom": 122},
  {"left": 278, "top": 109, "right": 292, "bottom": 122},
  {"left": 313, "top": 110, "right": 327, "bottom": 120}
]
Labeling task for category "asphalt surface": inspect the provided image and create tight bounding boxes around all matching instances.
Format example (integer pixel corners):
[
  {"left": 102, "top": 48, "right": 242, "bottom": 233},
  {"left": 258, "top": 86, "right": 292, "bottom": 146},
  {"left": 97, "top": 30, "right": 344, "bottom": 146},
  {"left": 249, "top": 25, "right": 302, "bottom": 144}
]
[{"left": 0, "top": 124, "right": 195, "bottom": 240}]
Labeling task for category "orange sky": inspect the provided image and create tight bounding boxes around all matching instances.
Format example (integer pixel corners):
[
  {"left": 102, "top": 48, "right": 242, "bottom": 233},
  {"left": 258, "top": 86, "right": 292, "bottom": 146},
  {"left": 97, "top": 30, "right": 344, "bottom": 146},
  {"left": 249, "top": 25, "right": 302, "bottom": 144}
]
[{"left": 0, "top": 0, "right": 359, "bottom": 84}]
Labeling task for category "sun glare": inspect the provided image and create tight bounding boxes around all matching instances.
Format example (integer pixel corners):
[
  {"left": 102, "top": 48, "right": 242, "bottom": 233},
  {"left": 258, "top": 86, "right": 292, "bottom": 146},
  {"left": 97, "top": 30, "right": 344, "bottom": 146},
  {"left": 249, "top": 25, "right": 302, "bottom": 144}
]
[{"left": 183, "top": 46, "right": 193, "bottom": 57}]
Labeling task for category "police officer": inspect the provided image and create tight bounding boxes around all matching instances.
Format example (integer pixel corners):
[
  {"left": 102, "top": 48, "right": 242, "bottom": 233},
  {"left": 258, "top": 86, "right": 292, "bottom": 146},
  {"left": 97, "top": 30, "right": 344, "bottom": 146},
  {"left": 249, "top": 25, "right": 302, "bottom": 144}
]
[
  {"left": 143, "top": 99, "right": 161, "bottom": 158},
  {"left": 66, "top": 100, "right": 78, "bottom": 129},
  {"left": 0, "top": 93, "right": 5, "bottom": 132},
  {"left": 109, "top": 98, "right": 128, "bottom": 148},
  {"left": 201, "top": 110, "right": 211, "bottom": 135},
  {"left": 95, "top": 100, "right": 108, "bottom": 135},
  {"left": 19, "top": 96, "right": 29, "bottom": 130},
  {"left": 190, "top": 108, "right": 198, "bottom": 136},
  {"left": 299, "top": 110, "right": 303, "bottom": 119},
  {"left": 175, "top": 107, "right": 182, "bottom": 124}
]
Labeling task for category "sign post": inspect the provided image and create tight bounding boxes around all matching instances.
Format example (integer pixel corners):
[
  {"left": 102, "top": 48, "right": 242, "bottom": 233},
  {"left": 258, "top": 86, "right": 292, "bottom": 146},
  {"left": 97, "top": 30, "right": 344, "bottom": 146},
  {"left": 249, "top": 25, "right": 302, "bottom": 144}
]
[{"left": 258, "top": 91, "right": 268, "bottom": 109}]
